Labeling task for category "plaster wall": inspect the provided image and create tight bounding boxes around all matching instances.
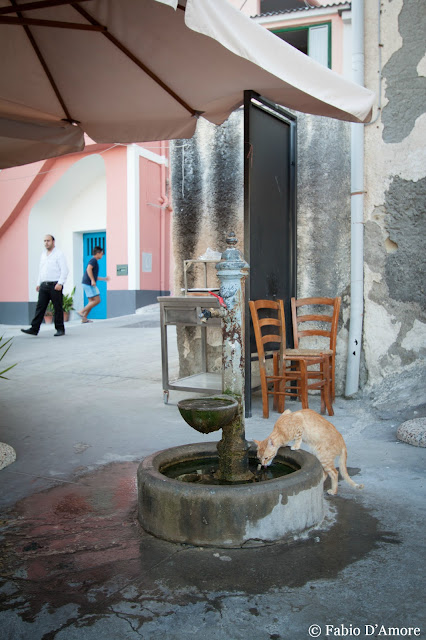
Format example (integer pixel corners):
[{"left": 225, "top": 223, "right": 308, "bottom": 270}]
[
  {"left": 296, "top": 113, "right": 351, "bottom": 392},
  {"left": 28, "top": 155, "right": 107, "bottom": 314},
  {"left": 170, "top": 112, "right": 244, "bottom": 377},
  {"left": 171, "top": 112, "right": 244, "bottom": 296},
  {"left": 0, "top": 154, "right": 87, "bottom": 305},
  {"left": 363, "top": 0, "right": 426, "bottom": 387},
  {"left": 105, "top": 146, "right": 128, "bottom": 293},
  {"left": 0, "top": 160, "right": 47, "bottom": 233},
  {"left": 0, "top": 141, "right": 171, "bottom": 324},
  {"left": 126, "top": 143, "right": 171, "bottom": 299}
]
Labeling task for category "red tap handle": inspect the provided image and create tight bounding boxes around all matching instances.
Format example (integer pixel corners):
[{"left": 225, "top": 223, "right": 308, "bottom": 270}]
[{"left": 208, "top": 291, "right": 227, "bottom": 308}]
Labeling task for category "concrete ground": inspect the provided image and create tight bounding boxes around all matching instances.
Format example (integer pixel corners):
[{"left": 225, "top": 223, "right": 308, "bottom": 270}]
[{"left": 0, "top": 306, "right": 425, "bottom": 640}]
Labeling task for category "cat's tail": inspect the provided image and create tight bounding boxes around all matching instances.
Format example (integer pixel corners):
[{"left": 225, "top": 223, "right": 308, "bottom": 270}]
[{"left": 338, "top": 447, "right": 364, "bottom": 490}]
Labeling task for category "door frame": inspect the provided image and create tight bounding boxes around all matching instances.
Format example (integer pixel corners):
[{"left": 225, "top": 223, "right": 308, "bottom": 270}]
[
  {"left": 244, "top": 91, "right": 297, "bottom": 416},
  {"left": 82, "top": 230, "right": 107, "bottom": 319}
]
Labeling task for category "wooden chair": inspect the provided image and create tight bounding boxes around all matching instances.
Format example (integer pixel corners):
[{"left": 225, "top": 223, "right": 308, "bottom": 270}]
[
  {"left": 290, "top": 296, "right": 341, "bottom": 401},
  {"left": 249, "top": 299, "right": 333, "bottom": 419}
]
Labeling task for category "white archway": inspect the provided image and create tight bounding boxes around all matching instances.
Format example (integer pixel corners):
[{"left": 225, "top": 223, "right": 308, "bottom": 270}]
[{"left": 28, "top": 154, "right": 107, "bottom": 313}]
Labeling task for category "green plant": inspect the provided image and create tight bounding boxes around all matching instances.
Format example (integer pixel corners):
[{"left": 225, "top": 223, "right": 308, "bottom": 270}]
[
  {"left": 45, "top": 301, "right": 54, "bottom": 316},
  {"left": 62, "top": 286, "right": 75, "bottom": 313},
  {"left": 0, "top": 336, "right": 17, "bottom": 380},
  {"left": 45, "top": 286, "right": 76, "bottom": 315}
]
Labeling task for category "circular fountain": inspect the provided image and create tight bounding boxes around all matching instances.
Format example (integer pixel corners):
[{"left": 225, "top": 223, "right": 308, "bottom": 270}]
[
  {"left": 138, "top": 439, "right": 323, "bottom": 548},
  {"left": 137, "top": 234, "right": 325, "bottom": 547}
]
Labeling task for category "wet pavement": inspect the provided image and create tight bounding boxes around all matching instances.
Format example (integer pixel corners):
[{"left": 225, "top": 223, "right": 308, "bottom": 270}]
[{"left": 0, "top": 307, "right": 425, "bottom": 639}]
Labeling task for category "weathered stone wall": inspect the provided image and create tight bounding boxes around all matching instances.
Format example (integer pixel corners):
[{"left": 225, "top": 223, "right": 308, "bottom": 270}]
[
  {"left": 170, "top": 111, "right": 352, "bottom": 390},
  {"left": 170, "top": 112, "right": 244, "bottom": 377},
  {"left": 170, "top": 111, "right": 244, "bottom": 296},
  {"left": 295, "top": 113, "right": 352, "bottom": 393},
  {"left": 364, "top": 0, "right": 426, "bottom": 387}
]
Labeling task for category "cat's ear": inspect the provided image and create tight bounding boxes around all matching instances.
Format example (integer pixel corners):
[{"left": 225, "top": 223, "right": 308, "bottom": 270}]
[
  {"left": 268, "top": 437, "right": 275, "bottom": 447},
  {"left": 253, "top": 439, "right": 260, "bottom": 446},
  {"left": 283, "top": 409, "right": 292, "bottom": 415}
]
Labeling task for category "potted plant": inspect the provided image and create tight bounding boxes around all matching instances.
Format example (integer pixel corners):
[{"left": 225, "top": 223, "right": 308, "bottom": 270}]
[
  {"left": 44, "top": 286, "right": 75, "bottom": 323},
  {"left": 62, "top": 286, "right": 75, "bottom": 322},
  {"left": 44, "top": 301, "right": 54, "bottom": 324}
]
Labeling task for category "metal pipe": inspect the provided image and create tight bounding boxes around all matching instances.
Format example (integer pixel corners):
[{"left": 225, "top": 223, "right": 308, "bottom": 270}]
[
  {"left": 366, "top": 0, "right": 382, "bottom": 127},
  {"left": 345, "top": 0, "right": 365, "bottom": 396}
]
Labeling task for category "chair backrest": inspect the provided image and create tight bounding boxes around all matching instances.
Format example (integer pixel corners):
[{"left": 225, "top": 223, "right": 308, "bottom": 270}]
[
  {"left": 249, "top": 299, "right": 286, "bottom": 364},
  {"left": 291, "top": 297, "right": 341, "bottom": 351}
]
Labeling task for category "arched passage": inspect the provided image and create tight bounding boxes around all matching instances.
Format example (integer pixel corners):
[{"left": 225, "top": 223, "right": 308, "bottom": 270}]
[{"left": 28, "top": 154, "right": 107, "bottom": 315}]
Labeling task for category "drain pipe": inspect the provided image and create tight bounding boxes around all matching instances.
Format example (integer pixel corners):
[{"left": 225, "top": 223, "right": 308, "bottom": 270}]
[{"left": 345, "top": 0, "right": 366, "bottom": 396}]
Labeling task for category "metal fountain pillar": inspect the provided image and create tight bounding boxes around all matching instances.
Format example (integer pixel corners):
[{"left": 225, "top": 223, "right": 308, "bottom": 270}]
[{"left": 214, "top": 232, "right": 252, "bottom": 482}]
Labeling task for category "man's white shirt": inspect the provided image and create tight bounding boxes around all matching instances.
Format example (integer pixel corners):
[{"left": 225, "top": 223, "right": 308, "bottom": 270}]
[{"left": 37, "top": 248, "right": 69, "bottom": 286}]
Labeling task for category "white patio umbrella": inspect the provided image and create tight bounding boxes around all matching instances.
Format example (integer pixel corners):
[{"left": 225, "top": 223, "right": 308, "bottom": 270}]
[{"left": 0, "top": 0, "right": 374, "bottom": 169}]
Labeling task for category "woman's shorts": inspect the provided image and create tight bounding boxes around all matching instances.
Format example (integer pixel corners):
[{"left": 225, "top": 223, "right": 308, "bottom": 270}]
[{"left": 82, "top": 284, "right": 100, "bottom": 298}]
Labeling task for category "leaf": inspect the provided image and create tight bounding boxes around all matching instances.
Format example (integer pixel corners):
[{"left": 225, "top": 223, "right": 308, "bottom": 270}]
[{"left": 0, "top": 335, "right": 18, "bottom": 380}]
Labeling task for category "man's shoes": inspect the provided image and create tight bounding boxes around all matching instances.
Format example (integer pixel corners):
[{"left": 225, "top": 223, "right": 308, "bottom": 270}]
[
  {"left": 54, "top": 330, "right": 65, "bottom": 337},
  {"left": 21, "top": 328, "right": 38, "bottom": 336}
]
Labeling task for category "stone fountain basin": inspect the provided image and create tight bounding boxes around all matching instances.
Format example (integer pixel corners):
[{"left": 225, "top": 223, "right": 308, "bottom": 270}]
[
  {"left": 177, "top": 396, "right": 239, "bottom": 434},
  {"left": 137, "top": 442, "right": 324, "bottom": 548}
]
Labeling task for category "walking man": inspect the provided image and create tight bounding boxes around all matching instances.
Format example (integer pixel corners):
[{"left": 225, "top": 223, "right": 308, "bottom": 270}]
[
  {"left": 21, "top": 234, "right": 69, "bottom": 337},
  {"left": 78, "top": 246, "right": 109, "bottom": 323}
]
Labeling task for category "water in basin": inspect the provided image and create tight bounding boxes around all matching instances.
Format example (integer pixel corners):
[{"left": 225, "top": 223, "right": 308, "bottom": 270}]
[{"left": 160, "top": 455, "right": 299, "bottom": 485}]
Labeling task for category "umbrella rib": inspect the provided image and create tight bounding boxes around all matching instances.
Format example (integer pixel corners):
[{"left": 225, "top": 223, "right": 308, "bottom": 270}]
[
  {"left": 0, "top": 16, "right": 106, "bottom": 30},
  {"left": 71, "top": 2, "right": 201, "bottom": 118},
  {"left": 9, "top": 0, "right": 77, "bottom": 123},
  {"left": 0, "top": 0, "right": 95, "bottom": 15}
]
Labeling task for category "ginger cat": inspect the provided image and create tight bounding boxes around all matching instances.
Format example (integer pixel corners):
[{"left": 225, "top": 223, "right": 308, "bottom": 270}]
[{"left": 254, "top": 409, "right": 364, "bottom": 495}]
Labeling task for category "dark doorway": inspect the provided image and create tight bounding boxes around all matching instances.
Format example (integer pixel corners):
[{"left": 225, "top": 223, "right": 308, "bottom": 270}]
[{"left": 244, "top": 92, "right": 297, "bottom": 416}]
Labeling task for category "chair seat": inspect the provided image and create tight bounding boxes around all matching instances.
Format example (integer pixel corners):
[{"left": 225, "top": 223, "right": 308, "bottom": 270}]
[{"left": 285, "top": 348, "right": 333, "bottom": 356}]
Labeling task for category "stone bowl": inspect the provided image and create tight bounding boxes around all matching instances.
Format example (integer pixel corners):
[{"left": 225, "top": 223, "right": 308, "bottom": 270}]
[
  {"left": 177, "top": 395, "right": 239, "bottom": 434},
  {"left": 137, "top": 442, "right": 325, "bottom": 547}
]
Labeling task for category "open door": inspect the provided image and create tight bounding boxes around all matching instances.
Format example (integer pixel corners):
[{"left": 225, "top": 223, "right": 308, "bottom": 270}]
[{"left": 244, "top": 92, "right": 297, "bottom": 416}]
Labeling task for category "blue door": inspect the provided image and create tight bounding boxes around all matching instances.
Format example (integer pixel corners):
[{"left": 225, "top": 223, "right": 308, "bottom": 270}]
[{"left": 83, "top": 232, "right": 107, "bottom": 319}]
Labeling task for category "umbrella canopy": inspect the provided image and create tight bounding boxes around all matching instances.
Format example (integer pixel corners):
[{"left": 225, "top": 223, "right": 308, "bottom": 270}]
[{"left": 0, "top": 0, "right": 374, "bottom": 169}]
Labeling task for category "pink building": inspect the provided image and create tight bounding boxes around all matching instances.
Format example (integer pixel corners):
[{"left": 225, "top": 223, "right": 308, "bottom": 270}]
[
  {"left": 233, "top": 0, "right": 351, "bottom": 76},
  {"left": 0, "top": 138, "right": 172, "bottom": 324}
]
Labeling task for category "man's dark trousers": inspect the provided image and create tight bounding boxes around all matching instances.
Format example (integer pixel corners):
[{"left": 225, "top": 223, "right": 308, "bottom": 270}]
[{"left": 30, "top": 282, "right": 65, "bottom": 334}]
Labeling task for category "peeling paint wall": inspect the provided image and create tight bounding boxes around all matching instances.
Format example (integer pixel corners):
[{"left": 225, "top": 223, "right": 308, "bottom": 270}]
[{"left": 364, "top": 0, "right": 426, "bottom": 386}]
